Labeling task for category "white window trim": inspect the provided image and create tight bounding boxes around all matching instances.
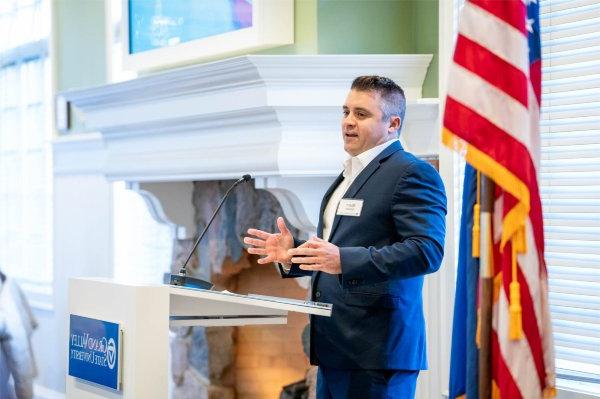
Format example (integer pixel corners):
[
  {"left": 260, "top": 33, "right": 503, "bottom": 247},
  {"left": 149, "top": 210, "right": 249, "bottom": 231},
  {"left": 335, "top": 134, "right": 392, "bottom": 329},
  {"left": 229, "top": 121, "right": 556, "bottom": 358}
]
[{"left": 0, "top": 3, "right": 54, "bottom": 311}]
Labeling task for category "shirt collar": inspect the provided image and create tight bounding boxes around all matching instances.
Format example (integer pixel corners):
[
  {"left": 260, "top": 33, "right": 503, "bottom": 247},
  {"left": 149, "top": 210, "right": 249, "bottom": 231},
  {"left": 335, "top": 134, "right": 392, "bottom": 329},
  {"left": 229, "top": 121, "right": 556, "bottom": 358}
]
[{"left": 342, "top": 139, "right": 398, "bottom": 178}]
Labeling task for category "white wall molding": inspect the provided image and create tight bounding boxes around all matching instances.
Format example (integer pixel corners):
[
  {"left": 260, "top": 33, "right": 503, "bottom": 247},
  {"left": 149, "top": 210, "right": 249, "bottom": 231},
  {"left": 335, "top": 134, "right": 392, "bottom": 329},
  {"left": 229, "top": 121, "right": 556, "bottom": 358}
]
[
  {"left": 55, "top": 55, "right": 439, "bottom": 234},
  {"left": 56, "top": 55, "right": 436, "bottom": 180},
  {"left": 131, "top": 181, "right": 196, "bottom": 239},
  {"left": 61, "top": 55, "right": 432, "bottom": 110},
  {"left": 127, "top": 182, "right": 189, "bottom": 239},
  {"left": 53, "top": 132, "right": 105, "bottom": 175}
]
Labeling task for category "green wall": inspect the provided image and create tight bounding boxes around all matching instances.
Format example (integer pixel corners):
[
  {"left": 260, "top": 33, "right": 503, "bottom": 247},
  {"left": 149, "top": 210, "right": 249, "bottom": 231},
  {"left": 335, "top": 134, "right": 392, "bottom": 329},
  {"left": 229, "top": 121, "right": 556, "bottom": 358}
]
[
  {"left": 316, "top": 0, "right": 415, "bottom": 54},
  {"left": 52, "top": 0, "right": 438, "bottom": 96},
  {"left": 257, "top": 0, "right": 318, "bottom": 54},
  {"left": 260, "top": 0, "right": 439, "bottom": 97},
  {"left": 413, "top": 0, "right": 439, "bottom": 97},
  {"left": 53, "top": 0, "right": 107, "bottom": 92}
]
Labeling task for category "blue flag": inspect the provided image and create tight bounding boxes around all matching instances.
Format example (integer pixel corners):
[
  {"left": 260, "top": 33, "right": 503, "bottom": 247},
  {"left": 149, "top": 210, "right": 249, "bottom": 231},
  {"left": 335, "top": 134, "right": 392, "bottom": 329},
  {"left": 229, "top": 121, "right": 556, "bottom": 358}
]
[{"left": 448, "top": 164, "right": 480, "bottom": 399}]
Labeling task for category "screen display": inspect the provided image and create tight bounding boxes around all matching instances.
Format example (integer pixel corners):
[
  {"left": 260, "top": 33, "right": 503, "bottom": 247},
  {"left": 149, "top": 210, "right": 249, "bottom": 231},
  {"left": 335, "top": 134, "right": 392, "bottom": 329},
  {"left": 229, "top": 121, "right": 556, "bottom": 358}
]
[{"left": 128, "top": 0, "right": 253, "bottom": 54}]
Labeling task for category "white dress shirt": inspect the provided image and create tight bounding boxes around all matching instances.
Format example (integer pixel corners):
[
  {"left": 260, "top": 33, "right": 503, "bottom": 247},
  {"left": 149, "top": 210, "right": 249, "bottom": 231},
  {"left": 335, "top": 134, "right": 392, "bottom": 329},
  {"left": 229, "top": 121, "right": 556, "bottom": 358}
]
[{"left": 322, "top": 139, "right": 398, "bottom": 241}]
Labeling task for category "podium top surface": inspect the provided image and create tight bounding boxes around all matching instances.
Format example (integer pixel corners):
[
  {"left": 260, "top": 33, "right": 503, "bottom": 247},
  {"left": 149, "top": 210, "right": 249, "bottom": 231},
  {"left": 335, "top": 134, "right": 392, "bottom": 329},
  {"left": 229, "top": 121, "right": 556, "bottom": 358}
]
[
  {"left": 70, "top": 278, "right": 332, "bottom": 317},
  {"left": 170, "top": 285, "right": 332, "bottom": 317}
]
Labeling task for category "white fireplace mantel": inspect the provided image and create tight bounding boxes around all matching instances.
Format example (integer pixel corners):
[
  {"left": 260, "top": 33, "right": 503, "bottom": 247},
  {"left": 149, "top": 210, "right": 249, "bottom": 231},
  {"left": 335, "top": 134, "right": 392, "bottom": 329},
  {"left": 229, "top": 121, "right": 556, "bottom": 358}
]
[{"left": 54, "top": 54, "right": 439, "bottom": 234}]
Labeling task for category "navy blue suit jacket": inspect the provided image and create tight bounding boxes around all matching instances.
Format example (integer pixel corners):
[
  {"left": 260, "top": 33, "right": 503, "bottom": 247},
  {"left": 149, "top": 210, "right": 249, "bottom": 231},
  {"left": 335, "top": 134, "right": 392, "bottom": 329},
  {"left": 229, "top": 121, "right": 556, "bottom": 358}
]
[{"left": 279, "top": 141, "right": 447, "bottom": 370}]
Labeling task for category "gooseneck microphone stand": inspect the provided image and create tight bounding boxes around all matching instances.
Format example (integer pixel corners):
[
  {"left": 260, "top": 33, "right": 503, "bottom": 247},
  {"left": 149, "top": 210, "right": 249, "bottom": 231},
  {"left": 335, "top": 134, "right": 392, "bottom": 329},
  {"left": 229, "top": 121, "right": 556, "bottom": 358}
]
[{"left": 169, "top": 174, "right": 252, "bottom": 290}]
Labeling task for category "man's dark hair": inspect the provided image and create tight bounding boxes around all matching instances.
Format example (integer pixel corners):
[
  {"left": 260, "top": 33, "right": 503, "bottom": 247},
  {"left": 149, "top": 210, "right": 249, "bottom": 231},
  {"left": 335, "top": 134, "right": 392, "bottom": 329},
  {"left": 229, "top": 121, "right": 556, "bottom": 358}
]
[{"left": 351, "top": 75, "right": 406, "bottom": 132}]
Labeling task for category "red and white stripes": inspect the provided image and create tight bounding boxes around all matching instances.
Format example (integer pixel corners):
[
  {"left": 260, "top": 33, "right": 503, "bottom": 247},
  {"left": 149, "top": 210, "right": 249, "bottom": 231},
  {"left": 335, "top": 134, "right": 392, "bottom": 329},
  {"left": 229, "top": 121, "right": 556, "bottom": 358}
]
[{"left": 443, "top": 0, "right": 555, "bottom": 397}]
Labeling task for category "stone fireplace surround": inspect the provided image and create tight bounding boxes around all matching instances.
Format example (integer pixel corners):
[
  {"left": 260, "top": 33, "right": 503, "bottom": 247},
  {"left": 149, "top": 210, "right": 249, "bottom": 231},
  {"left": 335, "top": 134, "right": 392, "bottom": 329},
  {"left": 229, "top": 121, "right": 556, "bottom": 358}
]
[{"left": 53, "top": 55, "right": 440, "bottom": 398}]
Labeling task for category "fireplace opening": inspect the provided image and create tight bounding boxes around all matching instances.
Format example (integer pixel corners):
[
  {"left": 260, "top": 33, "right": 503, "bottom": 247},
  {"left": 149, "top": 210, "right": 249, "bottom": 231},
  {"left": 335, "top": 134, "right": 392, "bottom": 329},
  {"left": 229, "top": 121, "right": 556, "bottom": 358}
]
[{"left": 168, "top": 180, "right": 313, "bottom": 399}]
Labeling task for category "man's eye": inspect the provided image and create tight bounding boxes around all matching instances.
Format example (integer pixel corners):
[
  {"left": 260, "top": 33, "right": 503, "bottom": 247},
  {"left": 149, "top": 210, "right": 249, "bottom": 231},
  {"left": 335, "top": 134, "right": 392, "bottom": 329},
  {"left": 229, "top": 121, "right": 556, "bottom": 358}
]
[
  {"left": 343, "top": 110, "right": 349, "bottom": 116},
  {"left": 356, "top": 112, "right": 366, "bottom": 118}
]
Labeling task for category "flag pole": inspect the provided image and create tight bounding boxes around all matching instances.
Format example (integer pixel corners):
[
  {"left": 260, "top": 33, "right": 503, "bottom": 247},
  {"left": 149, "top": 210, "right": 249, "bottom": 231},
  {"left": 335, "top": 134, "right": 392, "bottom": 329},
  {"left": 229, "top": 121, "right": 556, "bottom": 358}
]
[{"left": 479, "top": 174, "right": 494, "bottom": 399}]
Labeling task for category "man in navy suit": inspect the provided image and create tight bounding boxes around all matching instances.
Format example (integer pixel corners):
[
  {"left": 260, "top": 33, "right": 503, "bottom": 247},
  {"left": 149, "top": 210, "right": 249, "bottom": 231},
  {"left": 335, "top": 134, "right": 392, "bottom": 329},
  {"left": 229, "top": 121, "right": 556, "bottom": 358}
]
[{"left": 244, "top": 76, "right": 446, "bottom": 398}]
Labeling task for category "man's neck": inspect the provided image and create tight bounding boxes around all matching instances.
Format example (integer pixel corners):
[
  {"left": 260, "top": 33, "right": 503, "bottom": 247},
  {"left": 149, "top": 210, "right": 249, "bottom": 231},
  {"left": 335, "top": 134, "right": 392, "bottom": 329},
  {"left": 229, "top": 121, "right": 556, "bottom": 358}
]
[{"left": 350, "top": 138, "right": 397, "bottom": 160}]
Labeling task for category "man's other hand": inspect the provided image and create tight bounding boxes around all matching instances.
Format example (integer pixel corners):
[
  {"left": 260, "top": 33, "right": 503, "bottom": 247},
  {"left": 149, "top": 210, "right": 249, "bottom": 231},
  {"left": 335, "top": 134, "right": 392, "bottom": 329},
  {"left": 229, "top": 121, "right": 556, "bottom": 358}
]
[
  {"left": 244, "top": 217, "right": 294, "bottom": 265},
  {"left": 288, "top": 237, "right": 342, "bottom": 275}
]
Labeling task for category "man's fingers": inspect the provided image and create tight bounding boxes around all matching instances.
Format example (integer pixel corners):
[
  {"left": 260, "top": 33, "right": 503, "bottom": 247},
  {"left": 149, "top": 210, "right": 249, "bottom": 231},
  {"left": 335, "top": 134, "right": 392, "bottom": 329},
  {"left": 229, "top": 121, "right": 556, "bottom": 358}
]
[
  {"left": 243, "top": 237, "right": 265, "bottom": 247},
  {"left": 296, "top": 239, "right": 320, "bottom": 249},
  {"left": 246, "top": 228, "right": 270, "bottom": 240},
  {"left": 291, "top": 256, "right": 319, "bottom": 264},
  {"left": 298, "top": 263, "right": 322, "bottom": 271},
  {"left": 276, "top": 217, "right": 290, "bottom": 236},
  {"left": 288, "top": 247, "right": 319, "bottom": 256},
  {"left": 256, "top": 256, "right": 274, "bottom": 264},
  {"left": 247, "top": 247, "right": 267, "bottom": 255},
  {"left": 302, "top": 238, "right": 323, "bottom": 248}
]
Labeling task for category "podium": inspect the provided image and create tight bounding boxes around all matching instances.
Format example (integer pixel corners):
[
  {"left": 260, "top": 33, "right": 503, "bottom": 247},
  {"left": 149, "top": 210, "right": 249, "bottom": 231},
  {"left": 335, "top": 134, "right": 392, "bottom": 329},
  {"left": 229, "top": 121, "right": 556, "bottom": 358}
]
[{"left": 66, "top": 278, "right": 331, "bottom": 399}]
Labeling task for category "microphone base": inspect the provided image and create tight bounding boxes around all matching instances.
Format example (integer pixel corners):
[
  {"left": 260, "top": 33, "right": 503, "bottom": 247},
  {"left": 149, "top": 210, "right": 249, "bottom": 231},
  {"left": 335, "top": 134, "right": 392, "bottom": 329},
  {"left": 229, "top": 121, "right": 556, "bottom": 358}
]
[{"left": 169, "top": 274, "right": 214, "bottom": 290}]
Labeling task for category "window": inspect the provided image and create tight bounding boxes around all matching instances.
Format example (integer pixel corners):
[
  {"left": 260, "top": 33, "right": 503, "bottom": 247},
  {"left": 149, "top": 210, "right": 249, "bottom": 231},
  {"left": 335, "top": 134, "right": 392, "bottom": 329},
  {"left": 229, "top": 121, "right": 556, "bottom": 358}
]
[
  {"left": 540, "top": 0, "right": 600, "bottom": 393},
  {"left": 112, "top": 182, "right": 174, "bottom": 284},
  {"left": 0, "top": 0, "right": 52, "bottom": 306}
]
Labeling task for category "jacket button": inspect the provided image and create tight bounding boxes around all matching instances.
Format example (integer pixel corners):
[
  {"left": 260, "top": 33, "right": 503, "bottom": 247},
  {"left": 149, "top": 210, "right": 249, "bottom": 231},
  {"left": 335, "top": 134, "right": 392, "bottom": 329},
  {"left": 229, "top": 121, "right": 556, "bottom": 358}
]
[{"left": 315, "top": 291, "right": 321, "bottom": 298}]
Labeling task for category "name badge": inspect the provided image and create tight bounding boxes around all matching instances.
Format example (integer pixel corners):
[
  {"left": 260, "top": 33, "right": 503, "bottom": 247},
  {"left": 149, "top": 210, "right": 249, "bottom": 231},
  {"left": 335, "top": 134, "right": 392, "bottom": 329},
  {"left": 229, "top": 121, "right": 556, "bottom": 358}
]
[{"left": 336, "top": 199, "right": 363, "bottom": 217}]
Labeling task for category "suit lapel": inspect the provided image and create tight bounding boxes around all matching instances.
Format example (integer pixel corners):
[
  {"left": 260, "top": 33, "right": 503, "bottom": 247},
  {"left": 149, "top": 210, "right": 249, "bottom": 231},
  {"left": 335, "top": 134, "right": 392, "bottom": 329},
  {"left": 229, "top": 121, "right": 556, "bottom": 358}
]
[
  {"left": 327, "top": 141, "right": 402, "bottom": 242},
  {"left": 317, "top": 173, "right": 344, "bottom": 238}
]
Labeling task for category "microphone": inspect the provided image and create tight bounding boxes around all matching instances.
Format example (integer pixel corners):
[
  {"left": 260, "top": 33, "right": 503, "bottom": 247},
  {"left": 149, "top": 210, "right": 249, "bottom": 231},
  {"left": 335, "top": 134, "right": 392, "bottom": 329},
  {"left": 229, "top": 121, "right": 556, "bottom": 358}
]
[{"left": 169, "top": 174, "right": 252, "bottom": 290}]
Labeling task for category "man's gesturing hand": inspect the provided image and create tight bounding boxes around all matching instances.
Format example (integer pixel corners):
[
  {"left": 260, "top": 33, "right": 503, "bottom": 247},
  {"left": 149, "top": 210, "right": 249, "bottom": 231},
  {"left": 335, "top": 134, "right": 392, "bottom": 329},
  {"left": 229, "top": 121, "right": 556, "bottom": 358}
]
[
  {"left": 288, "top": 236, "right": 341, "bottom": 275},
  {"left": 244, "top": 217, "right": 294, "bottom": 265}
]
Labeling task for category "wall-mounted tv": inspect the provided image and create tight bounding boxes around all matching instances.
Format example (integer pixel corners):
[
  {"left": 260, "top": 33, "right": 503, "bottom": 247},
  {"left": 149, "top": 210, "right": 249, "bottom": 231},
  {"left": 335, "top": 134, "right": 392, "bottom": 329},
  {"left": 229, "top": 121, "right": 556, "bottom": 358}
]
[{"left": 122, "top": 0, "right": 293, "bottom": 71}]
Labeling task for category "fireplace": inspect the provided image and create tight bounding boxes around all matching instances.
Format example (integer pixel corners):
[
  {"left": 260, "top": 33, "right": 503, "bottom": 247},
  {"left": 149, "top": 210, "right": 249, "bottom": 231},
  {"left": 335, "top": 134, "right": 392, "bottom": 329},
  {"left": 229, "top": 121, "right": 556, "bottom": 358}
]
[
  {"left": 54, "top": 54, "right": 439, "bottom": 398},
  {"left": 169, "top": 247, "right": 311, "bottom": 399},
  {"left": 165, "top": 180, "right": 311, "bottom": 398}
]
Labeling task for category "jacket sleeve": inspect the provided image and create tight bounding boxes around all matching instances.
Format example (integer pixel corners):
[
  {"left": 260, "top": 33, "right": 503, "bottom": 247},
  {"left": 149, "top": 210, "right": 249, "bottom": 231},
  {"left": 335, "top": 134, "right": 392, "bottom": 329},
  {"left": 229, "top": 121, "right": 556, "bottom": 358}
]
[
  {"left": 277, "top": 237, "right": 313, "bottom": 278},
  {"left": 338, "top": 160, "right": 447, "bottom": 288}
]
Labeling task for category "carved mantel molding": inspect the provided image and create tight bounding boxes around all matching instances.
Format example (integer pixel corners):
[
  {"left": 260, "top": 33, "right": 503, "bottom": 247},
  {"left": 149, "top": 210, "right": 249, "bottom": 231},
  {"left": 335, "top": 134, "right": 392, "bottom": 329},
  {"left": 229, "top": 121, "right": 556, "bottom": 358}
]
[{"left": 54, "top": 55, "right": 439, "bottom": 235}]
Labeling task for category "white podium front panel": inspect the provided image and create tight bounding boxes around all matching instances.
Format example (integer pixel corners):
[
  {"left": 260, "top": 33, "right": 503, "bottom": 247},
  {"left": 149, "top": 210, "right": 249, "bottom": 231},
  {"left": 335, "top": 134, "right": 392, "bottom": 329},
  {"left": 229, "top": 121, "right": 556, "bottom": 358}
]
[
  {"left": 67, "top": 278, "right": 332, "bottom": 398},
  {"left": 67, "top": 279, "right": 170, "bottom": 399}
]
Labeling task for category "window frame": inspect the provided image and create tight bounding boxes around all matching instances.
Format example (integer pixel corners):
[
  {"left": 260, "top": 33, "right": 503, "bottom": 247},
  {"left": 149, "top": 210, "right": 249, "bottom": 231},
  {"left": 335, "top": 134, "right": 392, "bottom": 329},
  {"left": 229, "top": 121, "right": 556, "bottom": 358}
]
[{"left": 0, "top": 0, "right": 54, "bottom": 310}]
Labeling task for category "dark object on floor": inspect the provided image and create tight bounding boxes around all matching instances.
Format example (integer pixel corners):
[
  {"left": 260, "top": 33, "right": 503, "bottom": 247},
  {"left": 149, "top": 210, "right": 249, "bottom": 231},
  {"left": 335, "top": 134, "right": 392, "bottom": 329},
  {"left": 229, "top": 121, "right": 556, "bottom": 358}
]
[{"left": 280, "top": 379, "right": 309, "bottom": 399}]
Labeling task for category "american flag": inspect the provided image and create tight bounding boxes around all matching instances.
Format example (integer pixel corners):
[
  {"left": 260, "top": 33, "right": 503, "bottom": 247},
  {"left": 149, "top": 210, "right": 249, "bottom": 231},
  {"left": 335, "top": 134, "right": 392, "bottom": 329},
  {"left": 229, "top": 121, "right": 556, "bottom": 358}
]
[{"left": 444, "top": 0, "right": 556, "bottom": 398}]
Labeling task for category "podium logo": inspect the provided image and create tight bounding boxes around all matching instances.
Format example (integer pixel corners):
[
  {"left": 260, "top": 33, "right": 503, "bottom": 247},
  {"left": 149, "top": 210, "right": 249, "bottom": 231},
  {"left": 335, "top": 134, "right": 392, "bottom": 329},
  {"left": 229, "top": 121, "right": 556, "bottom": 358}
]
[
  {"left": 70, "top": 332, "right": 117, "bottom": 370},
  {"left": 106, "top": 338, "right": 116, "bottom": 370}
]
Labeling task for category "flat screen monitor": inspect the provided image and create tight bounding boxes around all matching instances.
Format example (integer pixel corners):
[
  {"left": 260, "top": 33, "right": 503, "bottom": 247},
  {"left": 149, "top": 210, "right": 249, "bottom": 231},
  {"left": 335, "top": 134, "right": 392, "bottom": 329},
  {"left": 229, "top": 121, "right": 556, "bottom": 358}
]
[{"left": 122, "top": 0, "right": 293, "bottom": 71}]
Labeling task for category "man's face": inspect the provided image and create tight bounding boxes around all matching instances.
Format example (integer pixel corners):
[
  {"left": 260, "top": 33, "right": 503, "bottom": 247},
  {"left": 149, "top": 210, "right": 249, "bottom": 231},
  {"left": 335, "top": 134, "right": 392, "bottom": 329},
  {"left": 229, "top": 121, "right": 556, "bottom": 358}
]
[{"left": 341, "top": 89, "right": 400, "bottom": 156}]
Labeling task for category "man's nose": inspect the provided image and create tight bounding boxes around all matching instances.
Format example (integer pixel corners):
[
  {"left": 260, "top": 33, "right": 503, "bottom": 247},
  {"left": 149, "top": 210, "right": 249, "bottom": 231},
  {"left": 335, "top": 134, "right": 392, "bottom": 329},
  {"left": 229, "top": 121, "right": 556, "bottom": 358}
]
[{"left": 343, "top": 114, "right": 356, "bottom": 127}]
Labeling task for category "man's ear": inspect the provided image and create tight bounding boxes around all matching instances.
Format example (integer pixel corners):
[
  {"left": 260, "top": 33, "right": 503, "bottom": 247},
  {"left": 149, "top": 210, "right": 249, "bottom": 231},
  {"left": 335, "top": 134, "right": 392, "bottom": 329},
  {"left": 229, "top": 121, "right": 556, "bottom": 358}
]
[{"left": 388, "top": 116, "right": 401, "bottom": 133}]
